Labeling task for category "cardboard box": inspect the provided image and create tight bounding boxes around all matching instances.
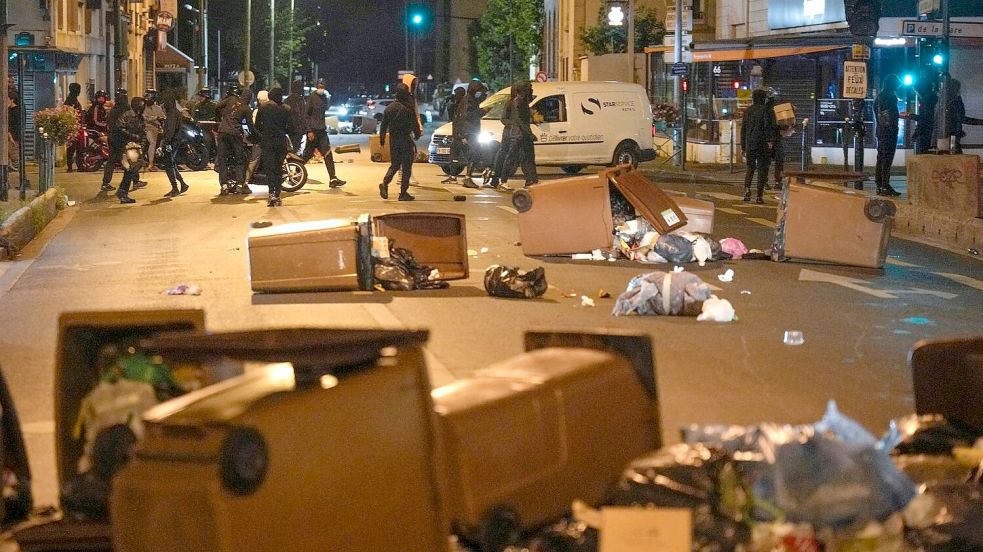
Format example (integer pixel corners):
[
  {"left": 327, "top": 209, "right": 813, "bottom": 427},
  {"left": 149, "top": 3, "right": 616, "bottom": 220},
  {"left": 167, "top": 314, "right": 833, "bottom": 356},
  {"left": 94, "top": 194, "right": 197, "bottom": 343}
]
[
  {"left": 773, "top": 181, "right": 894, "bottom": 268},
  {"left": 369, "top": 134, "right": 390, "bottom": 163}
]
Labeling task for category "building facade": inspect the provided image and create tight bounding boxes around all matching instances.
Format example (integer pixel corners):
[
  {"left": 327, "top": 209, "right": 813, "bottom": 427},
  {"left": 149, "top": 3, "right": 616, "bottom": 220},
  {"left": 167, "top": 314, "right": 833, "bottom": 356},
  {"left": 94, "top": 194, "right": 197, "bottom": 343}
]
[{"left": 433, "top": 0, "right": 488, "bottom": 84}]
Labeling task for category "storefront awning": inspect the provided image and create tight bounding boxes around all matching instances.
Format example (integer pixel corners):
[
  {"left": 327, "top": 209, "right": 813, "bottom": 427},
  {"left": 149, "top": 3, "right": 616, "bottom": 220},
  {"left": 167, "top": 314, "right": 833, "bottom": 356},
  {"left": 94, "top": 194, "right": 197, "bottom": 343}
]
[
  {"left": 155, "top": 44, "right": 193, "bottom": 71},
  {"left": 690, "top": 44, "right": 845, "bottom": 62}
]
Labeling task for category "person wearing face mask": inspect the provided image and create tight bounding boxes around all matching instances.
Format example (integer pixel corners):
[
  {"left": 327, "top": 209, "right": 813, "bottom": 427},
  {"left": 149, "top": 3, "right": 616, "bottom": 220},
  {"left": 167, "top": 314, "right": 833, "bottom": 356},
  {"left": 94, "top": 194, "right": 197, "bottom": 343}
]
[
  {"left": 64, "top": 83, "right": 84, "bottom": 172},
  {"left": 284, "top": 80, "right": 307, "bottom": 154},
  {"left": 302, "top": 79, "right": 346, "bottom": 187},
  {"left": 159, "top": 87, "right": 191, "bottom": 198},
  {"left": 143, "top": 89, "right": 165, "bottom": 171},
  {"left": 115, "top": 97, "right": 147, "bottom": 204},
  {"left": 256, "top": 87, "right": 291, "bottom": 207},
  {"left": 215, "top": 84, "right": 252, "bottom": 194},
  {"left": 489, "top": 81, "right": 537, "bottom": 190},
  {"left": 452, "top": 81, "right": 487, "bottom": 188},
  {"left": 242, "top": 90, "right": 270, "bottom": 189},
  {"left": 379, "top": 83, "right": 422, "bottom": 201},
  {"left": 101, "top": 88, "right": 130, "bottom": 192}
]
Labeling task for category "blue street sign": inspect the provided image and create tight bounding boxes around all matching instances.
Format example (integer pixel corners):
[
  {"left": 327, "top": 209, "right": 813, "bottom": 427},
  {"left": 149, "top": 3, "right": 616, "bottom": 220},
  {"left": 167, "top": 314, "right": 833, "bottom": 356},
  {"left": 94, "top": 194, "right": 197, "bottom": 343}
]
[{"left": 670, "top": 62, "right": 688, "bottom": 76}]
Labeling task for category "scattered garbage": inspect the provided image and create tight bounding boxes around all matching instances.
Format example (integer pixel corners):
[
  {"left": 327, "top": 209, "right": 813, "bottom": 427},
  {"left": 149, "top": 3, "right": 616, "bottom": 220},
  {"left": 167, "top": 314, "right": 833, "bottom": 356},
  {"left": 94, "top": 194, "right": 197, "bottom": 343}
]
[
  {"left": 580, "top": 296, "right": 595, "bottom": 308},
  {"left": 741, "top": 290, "right": 752, "bottom": 295},
  {"left": 672, "top": 265, "right": 684, "bottom": 273},
  {"left": 720, "top": 237, "right": 749, "bottom": 259},
  {"left": 718, "top": 268, "right": 735, "bottom": 282},
  {"left": 692, "top": 236, "right": 713, "bottom": 266},
  {"left": 250, "top": 220, "right": 273, "bottom": 229},
  {"left": 969, "top": 248, "right": 979, "bottom": 255},
  {"left": 467, "top": 249, "right": 479, "bottom": 256},
  {"left": 612, "top": 271, "right": 713, "bottom": 316},
  {"left": 484, "top": 265, "right": 548, "bottom": 299},
  {"left": 696, "top": 296, "right": 736, "bottom": 322},
  {"left": 783, "top": 330, "right": 805, "bottom": 346},
  {"left": 453, "top": 195, "right": 466, "bottom": 202},
  {"left": 597, "top": 290, "right": 611, "bottom": 299},
  {"left": 163, "top": 284, "right": 201, "bottom": 296},
  {"left": 480, "top": 247, "right": 489, "bottom": 254},
  {"left": 654, "top": 234, "right": 694, "bottom": 264},
  {"left": 373, "top": 244, "right": 449, "bottom": 291}
]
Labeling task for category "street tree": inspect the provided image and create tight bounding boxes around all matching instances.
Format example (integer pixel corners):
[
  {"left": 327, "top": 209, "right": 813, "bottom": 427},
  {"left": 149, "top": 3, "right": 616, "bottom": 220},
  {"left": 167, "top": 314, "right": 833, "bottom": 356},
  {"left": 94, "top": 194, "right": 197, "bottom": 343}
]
[
  {"left": 473, "top": 0, "right": 545, "bottom": 90},
  {"left": 579, "top": 6, "right": 665, "bottom": 56}
]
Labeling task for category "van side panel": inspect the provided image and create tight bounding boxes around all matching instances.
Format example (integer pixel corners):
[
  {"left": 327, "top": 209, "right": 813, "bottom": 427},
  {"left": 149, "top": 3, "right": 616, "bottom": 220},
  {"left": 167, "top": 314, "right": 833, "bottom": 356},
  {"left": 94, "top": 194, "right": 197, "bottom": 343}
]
[{"left": 570, "top": 91, "right": 648, "bottom": 164}]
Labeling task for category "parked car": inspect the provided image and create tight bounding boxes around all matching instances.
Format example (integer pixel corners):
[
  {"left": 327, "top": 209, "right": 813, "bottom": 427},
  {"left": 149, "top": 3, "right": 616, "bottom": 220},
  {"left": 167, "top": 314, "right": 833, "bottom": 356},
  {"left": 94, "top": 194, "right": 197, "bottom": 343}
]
[
  {"left": 337, "top": 96, "right": 370, "bottom": 122},
  {"left": 428, "top": 81, "right": 657, "bottom": 176},
  {"left": 356, "top": 98, "right": 396, "bottom": 122}
]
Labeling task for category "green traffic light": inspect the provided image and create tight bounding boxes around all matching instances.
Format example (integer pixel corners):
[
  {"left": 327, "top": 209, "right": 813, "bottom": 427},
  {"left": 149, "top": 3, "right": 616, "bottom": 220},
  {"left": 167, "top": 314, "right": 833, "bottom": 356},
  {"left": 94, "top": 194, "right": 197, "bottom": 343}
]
[
  {"left": 932, "top": 53, "right": 944, "bottom": 65},
  {"left": 903, "top": 74, "right": 914, "bottom": 86}
]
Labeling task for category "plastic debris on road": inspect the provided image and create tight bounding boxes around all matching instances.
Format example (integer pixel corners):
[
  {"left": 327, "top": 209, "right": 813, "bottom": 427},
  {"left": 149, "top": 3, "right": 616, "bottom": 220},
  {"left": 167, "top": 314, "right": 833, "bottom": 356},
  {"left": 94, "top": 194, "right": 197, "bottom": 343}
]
[
  {"left": 720, "top": 237, "right": 749, "bottom": 259},
  {"left": 696, "top": 295, "right": 736, "bottom": 322},
  {"left": 655, "top": 234, "right": 694, "bottom": 264},
  {"left": 612, "top": 270, "right": 713, "bottom": 316},
  {"left": 250, "top": 220, "right": 273, "bottom": 229},
  {"left": 467, "top": 249, "right": 478, "bottom": 256},
  {"left": 783, "top": 330, "right": 805, "bottom": 345},
  {"left": 480, "top": 247, "right": 489, "bottom": 254},
  {"left": 580, "top": 296, "right": 595, "bottom": 308},
  {"left": 718, "top": 269, "right": 735, "bottom": 282},
  {"left": 741, "top": 290, "right": 752, "bottom": 295},
  {"left": 672, "top": 265, "right": 684, "bottom": 273},
  {"left": 597, "top": 289, "right": 611, "bottom": 298},
  {"left": 484, "top": 265, "right": 548, "bottom": 299},
  {"left": 163, "top": 284, "right": 201, "bottom": 296}
]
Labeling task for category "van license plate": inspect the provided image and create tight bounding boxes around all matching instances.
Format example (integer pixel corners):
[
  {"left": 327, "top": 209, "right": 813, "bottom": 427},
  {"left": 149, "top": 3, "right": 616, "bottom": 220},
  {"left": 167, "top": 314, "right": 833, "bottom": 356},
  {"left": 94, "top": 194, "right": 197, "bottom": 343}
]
[{"left": 436, "top": 147, "right": 451, "bottom": 155}]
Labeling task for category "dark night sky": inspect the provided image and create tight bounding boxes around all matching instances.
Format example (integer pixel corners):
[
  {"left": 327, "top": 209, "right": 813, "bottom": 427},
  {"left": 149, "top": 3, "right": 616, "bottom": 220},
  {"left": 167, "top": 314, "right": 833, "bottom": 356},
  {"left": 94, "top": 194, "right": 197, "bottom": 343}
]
[{"left": 206, "top": 0, "right": 416, "bottom": 95}]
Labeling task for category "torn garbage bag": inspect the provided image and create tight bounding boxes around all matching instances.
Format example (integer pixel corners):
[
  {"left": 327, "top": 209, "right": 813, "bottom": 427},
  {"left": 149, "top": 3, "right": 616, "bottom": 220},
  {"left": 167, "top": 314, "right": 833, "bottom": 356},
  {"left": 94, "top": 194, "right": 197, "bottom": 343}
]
[
  {"left": 374, "top": 244, "right": 450, "bottom": 291},
  {"left": 612, "top": 271, "right": 713, "bottom": 316},
  {"left": 654, "top": 234, "right": 694, "bottom": 264},
  {"left": 484, "top": 265, "right": 548, "bottom": 299}
]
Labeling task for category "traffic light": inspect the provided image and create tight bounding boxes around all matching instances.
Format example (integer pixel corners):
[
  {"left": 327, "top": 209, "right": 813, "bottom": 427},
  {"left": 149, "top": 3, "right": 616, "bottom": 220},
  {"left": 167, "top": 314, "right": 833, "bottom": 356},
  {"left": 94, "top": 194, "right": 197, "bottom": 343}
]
[
  {"left": 407, "top": 4, "right": 431, "bottom": 30},
  {"left": 732, "top": 80, "right": 741, "bottom": 90},
  {"left": 682, "top": 79, "right": 689, "bottom": 93},
  {"left": 843, "top": 0, "right": 880, "bottom": 37},
  {"left": 902, "top": 73, "right": 915, "bottom": 87},
  {"left": 932, "top": 53, "right": 944, "bottom": 66}
]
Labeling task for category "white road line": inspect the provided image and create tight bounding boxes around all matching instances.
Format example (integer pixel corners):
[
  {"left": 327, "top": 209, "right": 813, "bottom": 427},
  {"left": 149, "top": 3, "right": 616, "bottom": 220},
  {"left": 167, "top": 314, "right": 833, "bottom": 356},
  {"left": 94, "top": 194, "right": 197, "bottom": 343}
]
[
  {"left": 747, "top": 217, "right": 777, "bottom": 228},
  {"left": 932, "top": 272, "right": 983, "bottom": 291},
  {"left": 717, "top": 207, "right": 747, "bottom": 215},
  {"left": 886, "top": 258, "right": 922, "bottom": 268},
  {"left": 498, "top": 205, "right": 519, "bottom": 215},
  {"left": 701, "top": 192, "right": 745, "bottom": 201}
]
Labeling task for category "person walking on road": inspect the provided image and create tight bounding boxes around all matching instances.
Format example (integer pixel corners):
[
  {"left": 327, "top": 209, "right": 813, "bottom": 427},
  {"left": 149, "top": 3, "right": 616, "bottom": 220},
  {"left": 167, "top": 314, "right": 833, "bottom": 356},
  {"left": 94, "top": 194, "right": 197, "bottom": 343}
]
[
  {"left": 214, "top": 85, "right": 251, "bottom": 194},
  {"left": 143, "top": 89, "right": 165, "bottom": 171},
  {"left": 101, "top": 88, "right": 130, "bottom": 192},
  {"left": 489, "top": 81, "right": 537, "bottom": 191},
  {"left": 284, "top": 80, "right": 307, "bottom": 154},
  {"left": 159, "top": 88, "right": 191, "bottom": 198},
  {"left": 242, "top": 90, "right": 270, "bottom": 188},
  {"left": 741, "top": 88, "right": 778, "bottom": 204},
  {"left": 765, "top": 90, "right": 785, "bottom": 190},
  {"left": 874, "top": 75, "right": 902, "bottom": 198},
  {"left": 379, "top": 84, "right": 422, "bottom": 201},
  {"left": 64, "top": 83, "right": 84, "bottom": 172},
  {"left": 452, "top": 81, "right": 487, "bottom": 189},
  {"left": 115, "top": 97, "right": 147, "bottom": 204},
  {"left": 302, "top": 79, "right": 346, "bottom": 188},
  {"left": 256, "top": 87, "right": 291, "bottom": 207}
]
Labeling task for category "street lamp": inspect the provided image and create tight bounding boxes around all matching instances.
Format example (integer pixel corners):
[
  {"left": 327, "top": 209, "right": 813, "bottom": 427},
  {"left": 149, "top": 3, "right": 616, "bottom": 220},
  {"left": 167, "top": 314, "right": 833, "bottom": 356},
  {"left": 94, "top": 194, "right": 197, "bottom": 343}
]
[{"left": 184, "top": 3, "right": 206, "bottom": 89}]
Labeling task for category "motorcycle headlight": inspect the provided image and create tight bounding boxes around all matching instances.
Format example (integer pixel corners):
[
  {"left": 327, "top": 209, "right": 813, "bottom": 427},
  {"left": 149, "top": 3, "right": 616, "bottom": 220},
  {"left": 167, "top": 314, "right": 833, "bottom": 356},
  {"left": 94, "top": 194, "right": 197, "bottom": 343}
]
[
  {"left": 478, "top": 131, "right": 494, "bottom": 144},
  {"left": 338, "top": 106, "right": 348, "bottom": 116},
  {"left": 219, "top": 426, "right": 268, "bottom": 496}
]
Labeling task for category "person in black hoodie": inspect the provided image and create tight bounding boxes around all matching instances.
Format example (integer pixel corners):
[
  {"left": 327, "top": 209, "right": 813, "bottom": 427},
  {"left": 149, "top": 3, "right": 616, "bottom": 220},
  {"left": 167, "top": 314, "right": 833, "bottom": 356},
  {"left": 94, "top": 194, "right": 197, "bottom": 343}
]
[
  {"left": 740, "top": 88, "right": 778, "bottom": 204},
  {"left": 256, "top": 87, "right": 291, "bottom": 207},
  {"left": 64, "top": 83, "right": 84, "bottom": 172},
  {"left": 450, "top": 81, "right": 486, "bottom": 188},
  {"left": 159, "top": 87, "right": 190, "bottom": 198},
  {"left": 214, "top": 85, "right": 252, "bottom": 194},
  {"left": 101, "top": 88, "right": 129, "bottom": 192},
  {"left": 490, "top": 80, "right": 537, "bottom": 190},
  {"left": 302, "top": 79, "right": 345, "bottom": 187},
  {"left": 283, "top": 80, "right": 307, "bottom": 154},
  {"left": 115, "top": 97, "right": 146, "bottom": 204},
  {"left": 874, "top": 75, "right": 902, "bottom": 197},
  {"left": 379, "top": 84, "right": 422, "bottom": 201}
]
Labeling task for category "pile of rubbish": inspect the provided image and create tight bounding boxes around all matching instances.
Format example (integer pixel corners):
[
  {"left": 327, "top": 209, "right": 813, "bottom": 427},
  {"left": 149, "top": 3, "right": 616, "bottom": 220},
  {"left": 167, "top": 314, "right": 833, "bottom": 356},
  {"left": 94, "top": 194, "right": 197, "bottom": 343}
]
[
  {"left": 484, "top": 265, "right": 548, "bottom": 299},
  {"left": 610, "top": 219, "right": 759, "bottom": 266},
  {"left": 475, "top": 401, "right": 983, "bottom": 552},
  {"left": 373, "top": 239, "right": 449, "bottom": 291},
  {"left": 612, "top": 268, "right": 736, "bottom": 321}
]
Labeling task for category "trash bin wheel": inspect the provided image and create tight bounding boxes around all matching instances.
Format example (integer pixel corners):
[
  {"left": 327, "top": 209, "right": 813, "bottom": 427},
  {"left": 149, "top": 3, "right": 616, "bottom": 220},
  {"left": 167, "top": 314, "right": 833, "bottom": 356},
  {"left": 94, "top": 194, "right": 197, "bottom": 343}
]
[
  {"left": 220, "top": 426, "right": 269, "bottom": 496},
  {"left": 864, "top": 199, "right": 897, "bottom": 223},
  {"left": 512, "top": 189, "right": 533, "bottom": 213},
  {"left": 371, "top": 153, "right": 383, "bottom": 162}
]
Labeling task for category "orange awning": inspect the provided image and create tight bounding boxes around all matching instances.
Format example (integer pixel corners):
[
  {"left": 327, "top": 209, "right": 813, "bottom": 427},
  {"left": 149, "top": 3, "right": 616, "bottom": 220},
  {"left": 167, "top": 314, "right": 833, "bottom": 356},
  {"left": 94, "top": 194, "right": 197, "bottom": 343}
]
[{"left": 689, "top": 44, "right": 845, "bottom": 62}]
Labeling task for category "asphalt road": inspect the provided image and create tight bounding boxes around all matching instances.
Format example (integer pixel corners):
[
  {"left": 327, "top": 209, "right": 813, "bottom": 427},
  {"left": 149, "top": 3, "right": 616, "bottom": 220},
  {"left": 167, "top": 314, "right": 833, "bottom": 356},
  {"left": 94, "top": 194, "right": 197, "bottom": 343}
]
[{"left": 1, "top": 133, "right": 981, "bottom": 509}]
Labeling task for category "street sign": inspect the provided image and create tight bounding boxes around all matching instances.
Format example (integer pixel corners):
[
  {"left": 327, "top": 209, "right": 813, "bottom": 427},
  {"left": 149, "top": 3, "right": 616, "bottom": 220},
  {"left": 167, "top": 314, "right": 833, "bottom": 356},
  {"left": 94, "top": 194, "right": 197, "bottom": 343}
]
[
  {"left": 535, "top": 70, "right": 548, "bottom": 83},
  {"left": 901, "top": 20, "right": 983, "bottom": 38},
  {"left": 237, "top": 70, "right": 255, "bottom": 87},
  {"left": 670, "top": 62, "right": 688, "bottom": 76},
  {"left": 918, "top": 0, "right": 940, "bottom": 14},
  {"left": 665, "top": 6, "right": 693, "bottom": 32},
  {"left": 155, "top": 12, "right": 173, "bottom": 32},
  {"left": 851, "top": 44, "right": 871, "bottom": 60},
  {"left": 843, "top": 61, "right": 867, "bottom": 99}
]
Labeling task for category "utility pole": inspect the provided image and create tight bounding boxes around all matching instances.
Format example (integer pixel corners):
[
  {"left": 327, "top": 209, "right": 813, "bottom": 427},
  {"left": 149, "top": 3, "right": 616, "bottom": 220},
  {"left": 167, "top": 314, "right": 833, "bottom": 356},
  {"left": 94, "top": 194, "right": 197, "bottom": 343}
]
[
  {"left": 627, "top": 0, "right": 635, "bottom": 84},
  {"left": 198, "top": 0, "right": 206, "bottom": 89},
  {"left": 937, "top": 0, "right": 951, "bottom": 152},
  {"left": 287, "top": 0, "right": 294, "bottom": 82},
  {"left": 244, "top": 0, "right": 251, "bottom": 81},
  {"left": 0, "top": 0, "right": 10, "bottom": 201},
  {"left": 270, "top": 0, "right": 275, "bottom": 89},
  {"left": 674, "top": 0, "right": 683, "bottom": 167}
]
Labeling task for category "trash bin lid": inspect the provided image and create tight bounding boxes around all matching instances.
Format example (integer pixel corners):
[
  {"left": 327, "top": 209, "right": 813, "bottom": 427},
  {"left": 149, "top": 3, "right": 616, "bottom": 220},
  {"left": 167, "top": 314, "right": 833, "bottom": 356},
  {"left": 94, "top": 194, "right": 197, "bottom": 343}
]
[{"left": 604, "top": 166, "right": 688, "bottom": 234}]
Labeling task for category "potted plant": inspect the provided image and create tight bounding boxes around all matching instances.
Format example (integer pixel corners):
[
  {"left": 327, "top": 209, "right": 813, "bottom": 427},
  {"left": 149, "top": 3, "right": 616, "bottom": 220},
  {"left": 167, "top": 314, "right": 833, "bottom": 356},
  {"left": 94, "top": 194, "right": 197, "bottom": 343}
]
[
  {"left": 652, "top": 102, "right": 681, "bottom": 133},
  {"left": 33, "top": 105, "right": 81, "bottom": 191}
]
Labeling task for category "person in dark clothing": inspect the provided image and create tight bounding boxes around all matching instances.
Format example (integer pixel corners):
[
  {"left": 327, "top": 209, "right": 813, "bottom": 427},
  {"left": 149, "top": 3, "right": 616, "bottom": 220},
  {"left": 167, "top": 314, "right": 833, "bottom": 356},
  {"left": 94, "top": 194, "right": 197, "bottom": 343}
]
[
  {"left": 101, "top": 88, "right": 129, "bottom": 192},
  {"left": 740, "top": 88, "right": 778, "bottom": 204},
  {"left": 86, "top": 90, "right": 109, "bottom": 134},
  {"left": 943, "top": 79, "right": 983, "bottom": 154},
  {"left": 64, "top": 83, "right": 84, "bottom": 172},
  {"left": 191, "top": 88, "right": 217, "bottom": 122},
  {"left": 284, "top": 80, "right": 307, "bottom": 154},
  {"left": 115, "top": 97, "right": 147, "bottom": 204},
  {"left": 442, "top": 86, "right": 469, "bottom": 184},
  {"left": 448, "top": 82, "right": 486, "bottom": 188},
  {"left": 912, "top": 78, "right": 938, "bottom": 154},
  {"left": 214, "top": 85, "right": 252, "bottom": 194},
  {"left": 256, "top": 87, "right": 291, "bottom": 207},
  {"left": 446, "top": 87, "right": 465, "bottom": 123},
  {"left": 7, "top": 92, "right": 20, "bottom": 171},
  {"left": 302, "top": 79, "right": 345, "bottom": 187},
  {"left": 874, "top": 75, "right": 902, "bottom": 197},
  {"left": 379, "top": 84, "right": 422, "bottom": 201},
  {"left": 490, "top": 81, "right": 537, "bottom": 190},
  {"left": 159, "top": 88, "right": 190, "bottom": 198},
  {"left": 765, "top": 92, "right": 785, "bottom": 190}
]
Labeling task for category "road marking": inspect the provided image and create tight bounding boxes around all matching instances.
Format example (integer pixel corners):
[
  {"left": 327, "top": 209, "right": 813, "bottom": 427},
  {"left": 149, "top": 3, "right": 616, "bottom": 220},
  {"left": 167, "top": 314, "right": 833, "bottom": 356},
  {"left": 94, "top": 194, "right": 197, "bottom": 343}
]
[
  {"left": 717, "top": 207, "right": 747, "bottom": 215},
  {"left": 747, "top": 217, "right": 777, "bottom": 228},
  {"left": 799, "top": 268, "right": 958, "bottom": 300},
  {"left": 885, "top": 258, "right": 922, "bottom": 268},
  {"left": 933, "top": 272, "right": 983, "bottom": 291},
  {"left": 497, "top": 205, "right": 519, "bottom": 215},
  {"left": 701, "top": 191, "right": 745, "bottom": 201}
]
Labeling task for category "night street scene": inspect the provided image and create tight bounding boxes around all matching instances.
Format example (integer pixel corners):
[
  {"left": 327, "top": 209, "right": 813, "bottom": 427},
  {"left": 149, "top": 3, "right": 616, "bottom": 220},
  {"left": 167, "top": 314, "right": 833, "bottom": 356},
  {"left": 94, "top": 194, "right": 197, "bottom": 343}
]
[{"left": 0, "top": 0, "right": 981, "bottom": 550}]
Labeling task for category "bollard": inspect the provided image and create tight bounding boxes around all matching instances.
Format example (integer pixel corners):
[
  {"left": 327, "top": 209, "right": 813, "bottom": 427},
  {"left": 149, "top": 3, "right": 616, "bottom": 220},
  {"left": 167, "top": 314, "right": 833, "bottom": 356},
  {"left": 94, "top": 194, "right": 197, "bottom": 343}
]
[
  {"left": 729, "top": 120, "right": 735, "bottom": 173},
  {"left": 800, "top": 118, "right": 809, "bottom": 171},
  {"left": 37, "top": 136, "right": 55, "bottom": 195},
  {"left": 842, "top": 122, "right": 850, "bottom": 172}
]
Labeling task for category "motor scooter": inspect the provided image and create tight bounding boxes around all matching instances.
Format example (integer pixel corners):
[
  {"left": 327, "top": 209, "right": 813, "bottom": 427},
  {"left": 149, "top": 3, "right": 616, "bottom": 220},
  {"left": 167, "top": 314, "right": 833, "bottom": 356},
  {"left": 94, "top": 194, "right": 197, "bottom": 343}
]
[{"left": 78, "top": 127, "right": 110, "bottom": 172}]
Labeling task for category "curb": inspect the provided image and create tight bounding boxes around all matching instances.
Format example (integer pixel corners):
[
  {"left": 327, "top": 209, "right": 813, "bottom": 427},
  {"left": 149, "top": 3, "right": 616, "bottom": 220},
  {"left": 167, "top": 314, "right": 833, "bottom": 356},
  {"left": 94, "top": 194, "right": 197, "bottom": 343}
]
[
  {"left": 0, "top": 189, "right": 63, "bottom": 260},
  {"left": 891, "top": 201, "right": 983, "bottom": 253}
]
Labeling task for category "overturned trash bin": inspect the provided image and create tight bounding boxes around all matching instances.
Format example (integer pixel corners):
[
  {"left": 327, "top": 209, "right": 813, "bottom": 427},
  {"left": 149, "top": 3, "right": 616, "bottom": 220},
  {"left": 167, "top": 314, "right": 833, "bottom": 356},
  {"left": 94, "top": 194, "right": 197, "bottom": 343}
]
[
  {"left": 247, "top": 212, "right": 469, "bottom": 292},
  {"left": 512, "top": 165, "right": 692, "bottom": 256},
  {"left": 772, "top": 181, "right": 895, "bottom": 268}
]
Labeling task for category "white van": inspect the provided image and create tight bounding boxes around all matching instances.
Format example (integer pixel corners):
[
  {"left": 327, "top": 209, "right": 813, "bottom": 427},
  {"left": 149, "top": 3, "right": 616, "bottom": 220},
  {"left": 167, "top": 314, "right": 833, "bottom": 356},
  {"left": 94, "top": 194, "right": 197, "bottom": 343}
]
[{"left": 428, "top": 81, "right": 656, "bottom": 176}]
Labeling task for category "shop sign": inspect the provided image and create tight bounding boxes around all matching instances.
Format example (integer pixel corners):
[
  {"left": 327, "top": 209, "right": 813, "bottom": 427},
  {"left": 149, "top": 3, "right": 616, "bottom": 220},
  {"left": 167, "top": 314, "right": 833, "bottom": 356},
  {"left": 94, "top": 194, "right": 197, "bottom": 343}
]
[{"left": 851, "top": 44, "right": 871, "bottom": 60}]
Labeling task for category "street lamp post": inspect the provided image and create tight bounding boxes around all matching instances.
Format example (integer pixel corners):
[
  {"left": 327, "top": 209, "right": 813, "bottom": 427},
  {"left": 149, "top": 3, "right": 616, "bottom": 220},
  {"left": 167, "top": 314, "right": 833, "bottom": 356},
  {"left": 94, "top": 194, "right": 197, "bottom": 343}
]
[
  {"left": 270, "top": 0, "right": 275, "bottom": 89},
  {"left": 184, "top": 3, "right": 205, "bottom": 89},
  {"left": 287, "top": 0, "right": 294, "bottom": 82},
  {"left": 627, "top": 0, "right": 635, "bottom": 84},
  {"left": 245, "top": 0, "right": 251, "bottom": 84}
]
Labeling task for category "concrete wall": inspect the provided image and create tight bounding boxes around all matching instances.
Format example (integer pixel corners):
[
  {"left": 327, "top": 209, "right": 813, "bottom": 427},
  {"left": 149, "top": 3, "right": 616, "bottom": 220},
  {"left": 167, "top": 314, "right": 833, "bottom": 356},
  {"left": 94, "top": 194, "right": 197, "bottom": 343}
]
[{"left": 580, "top": 53, "right": 647, "bottom": 84}]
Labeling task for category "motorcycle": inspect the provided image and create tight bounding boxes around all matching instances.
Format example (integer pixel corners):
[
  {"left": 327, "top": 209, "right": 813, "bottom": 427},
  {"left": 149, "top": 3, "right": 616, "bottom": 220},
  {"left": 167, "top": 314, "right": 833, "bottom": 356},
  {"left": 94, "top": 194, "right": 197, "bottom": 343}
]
[
  {"left": 174, "top": 119, "right": 211, "bottom": 171},
  {"left": 247, "top": 152, "right": 309, "bottom": 192},
  {"left": 78, "top": 127, "right": 110, "bottom": 172}
]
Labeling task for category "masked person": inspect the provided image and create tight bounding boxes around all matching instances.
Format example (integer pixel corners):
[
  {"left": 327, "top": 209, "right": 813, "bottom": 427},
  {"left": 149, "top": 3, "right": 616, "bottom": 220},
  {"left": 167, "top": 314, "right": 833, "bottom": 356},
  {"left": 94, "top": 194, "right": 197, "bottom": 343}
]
[
  {"left": 115, "top": 97, "right": 147, "bottom": 204},
  {"left": 101, "top": 88, "right": 129, "bottom": 192},
  {"left": 214, "top": 85, "right": 251, "bottom": 194},
  {"left": 85, "top": 90, "right": 109, "bottom": 135},
  {"left": 255, "top": 87, "right": 291, "bottom": 207},
  {"left": 874, "top": 75, "right": 902, "bottom": 197},
  {"left": 302, "top": 79, "right": 345, "bottom": 187},
  {"left": 912, "top": 77, "right": 938, "bottom": 154},
  {"left": 451, "top": 82, "right": 486, "bottom": 188},
  {"left": 492, "top": 81, "right": 537, "bottom": 191},
  {"left": 191, "top": 88, "right": 217, "bottom": 122},
  {"left": 159, "top": 88, "right": 190, "bottom": 198},
  {"left": 64, "top": 83, "right": 84, "bottom": 172},
  {"left": 143, "top": 89, "right": 165, "bottom": 171},
  {"left": 379, "top": 84, "right": 422, "bottom": 201},
  {"left": 284, "top": 80, "right": 307, "bottom": 154},
  {"left": 740, "top": 88, "right": 778, "bottom": 204},
  {"left": 765, "top": 90, "right": 786, "bottom": 190},
  {"left": 243, "top": 90, "right": 271, "bottom": 188}
]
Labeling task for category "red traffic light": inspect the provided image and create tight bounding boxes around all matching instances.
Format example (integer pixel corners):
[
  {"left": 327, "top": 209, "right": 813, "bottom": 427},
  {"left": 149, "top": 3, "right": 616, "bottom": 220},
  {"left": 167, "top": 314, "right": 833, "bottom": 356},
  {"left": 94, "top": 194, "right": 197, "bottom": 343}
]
[
  {"left": 733, "top": 80, "right": 741, "bottom": 90},
  {"left": 682, "top": 80, "right": 689, "bottom": 92}
]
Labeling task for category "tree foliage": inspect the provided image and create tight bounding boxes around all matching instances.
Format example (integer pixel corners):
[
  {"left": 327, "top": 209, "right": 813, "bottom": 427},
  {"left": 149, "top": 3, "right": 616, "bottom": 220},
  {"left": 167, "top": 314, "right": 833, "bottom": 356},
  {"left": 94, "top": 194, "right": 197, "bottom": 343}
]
[
  {"left": 579, "top": 6, "right": 665, "bottom": 56},
  {"left": 473, "top": 0, "right": 545, "bottom": 90}
]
